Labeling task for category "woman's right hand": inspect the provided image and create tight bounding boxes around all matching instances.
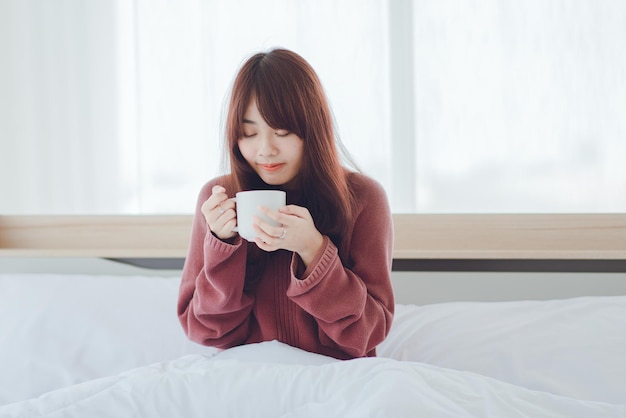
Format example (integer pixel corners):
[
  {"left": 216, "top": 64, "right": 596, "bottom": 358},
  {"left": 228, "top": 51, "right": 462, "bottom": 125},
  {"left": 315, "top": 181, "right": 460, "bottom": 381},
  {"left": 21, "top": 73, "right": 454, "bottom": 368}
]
[{"left": 201, "top": 185, "right": 237, "bottom": 240}]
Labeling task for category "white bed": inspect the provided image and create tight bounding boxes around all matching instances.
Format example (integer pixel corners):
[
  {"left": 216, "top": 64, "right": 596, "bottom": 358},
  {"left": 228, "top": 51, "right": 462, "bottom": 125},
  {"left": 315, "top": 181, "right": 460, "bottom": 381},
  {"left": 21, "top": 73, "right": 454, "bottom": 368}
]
[{"left": 0, "top": 215, "right": 625, "bottom": 417}]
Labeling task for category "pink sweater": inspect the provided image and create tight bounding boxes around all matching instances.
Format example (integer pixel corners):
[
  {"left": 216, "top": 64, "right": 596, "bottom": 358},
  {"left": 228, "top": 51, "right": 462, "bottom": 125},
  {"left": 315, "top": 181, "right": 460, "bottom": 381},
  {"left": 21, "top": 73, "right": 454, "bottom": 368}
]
[{"left": 177, "top": 172, "right": 394, "bottom": 359}]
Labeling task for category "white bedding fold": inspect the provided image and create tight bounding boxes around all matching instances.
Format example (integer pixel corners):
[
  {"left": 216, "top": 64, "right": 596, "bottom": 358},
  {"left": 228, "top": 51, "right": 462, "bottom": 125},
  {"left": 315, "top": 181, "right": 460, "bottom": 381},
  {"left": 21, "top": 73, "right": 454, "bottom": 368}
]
[{"left": 2, "top": 341, "right": 623, "bottom": 418}]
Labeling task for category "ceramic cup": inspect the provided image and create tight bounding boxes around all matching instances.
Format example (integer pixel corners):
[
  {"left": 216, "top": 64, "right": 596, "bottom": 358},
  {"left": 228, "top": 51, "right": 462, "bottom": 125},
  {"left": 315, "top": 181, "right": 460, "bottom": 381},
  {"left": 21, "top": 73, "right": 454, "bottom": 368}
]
[{"left": 232, "top": 190, "right": 286, "bottom": 241}]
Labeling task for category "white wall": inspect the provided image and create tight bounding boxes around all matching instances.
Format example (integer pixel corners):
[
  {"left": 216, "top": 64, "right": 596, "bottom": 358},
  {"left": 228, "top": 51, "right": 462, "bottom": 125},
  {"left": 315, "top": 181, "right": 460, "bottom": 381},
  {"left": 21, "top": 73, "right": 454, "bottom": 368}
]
[
  {"left": 1, "top": 257, "right": 624, "bottom": 305},
  {"left": 3, "top": 1, "right": 625, "bottom": 215},
  {"left": 392, "top": 271, "right": 626, "bottom": 305},
  {"left": 0, "top": 1, "right": 125, "bottom": 214}
]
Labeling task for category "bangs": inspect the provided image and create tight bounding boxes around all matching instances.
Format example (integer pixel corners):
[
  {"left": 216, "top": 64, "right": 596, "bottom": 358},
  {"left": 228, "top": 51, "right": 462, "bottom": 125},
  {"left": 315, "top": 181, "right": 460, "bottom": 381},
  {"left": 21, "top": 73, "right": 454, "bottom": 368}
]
[{"left": 252, "top": 63, "right": 307, "bottom": 139}]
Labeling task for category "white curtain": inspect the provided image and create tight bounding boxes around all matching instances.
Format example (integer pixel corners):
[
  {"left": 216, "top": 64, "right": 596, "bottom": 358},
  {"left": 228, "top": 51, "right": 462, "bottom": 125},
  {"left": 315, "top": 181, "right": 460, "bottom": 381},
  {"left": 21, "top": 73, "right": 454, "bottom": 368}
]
[
  {"left": 412, "top": 0, "right": 626, "bottom": 213},
  {"left": 1, "top": 1, "right": 127, "bottom": 213},
  {"left": 1, "top": 0, "right": 625, "bottom": 214}
]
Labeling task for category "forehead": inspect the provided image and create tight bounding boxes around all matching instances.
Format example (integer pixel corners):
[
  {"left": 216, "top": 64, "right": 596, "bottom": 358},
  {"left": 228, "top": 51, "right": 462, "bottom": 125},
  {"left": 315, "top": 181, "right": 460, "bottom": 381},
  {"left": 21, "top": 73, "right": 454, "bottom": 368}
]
[
  {"left": 241, "top": 91, "right": 298, "bottom": 134},
  {"left": 242, "top": 99, "right": 262, "bottom": 121},
  {"left": 242, "top": 98, "right": 276, "bottom": 130}
]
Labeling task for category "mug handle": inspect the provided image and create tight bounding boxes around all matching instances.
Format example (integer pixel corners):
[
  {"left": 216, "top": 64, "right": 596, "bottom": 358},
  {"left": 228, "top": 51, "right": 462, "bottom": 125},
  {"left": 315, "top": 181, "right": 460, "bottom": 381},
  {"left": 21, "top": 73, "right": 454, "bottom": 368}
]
[{"left": 229, "top": 197, "right": 239, "bottom": 232}]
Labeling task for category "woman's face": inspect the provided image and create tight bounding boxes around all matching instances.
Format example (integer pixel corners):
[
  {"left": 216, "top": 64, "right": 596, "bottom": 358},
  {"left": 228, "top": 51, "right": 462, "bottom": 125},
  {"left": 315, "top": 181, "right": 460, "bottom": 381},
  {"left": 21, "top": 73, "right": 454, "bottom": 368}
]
[{"left": 238, "top": 98, "right": 304, "bottom": 187}]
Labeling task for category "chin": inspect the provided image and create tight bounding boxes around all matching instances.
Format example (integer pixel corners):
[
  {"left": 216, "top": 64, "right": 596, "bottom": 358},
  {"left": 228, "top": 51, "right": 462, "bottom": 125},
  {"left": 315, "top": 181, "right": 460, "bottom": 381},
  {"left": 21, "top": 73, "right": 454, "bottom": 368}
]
[
  {"left": 257, "top": 173, "right": 293, "bottom": 186},
  {"left": 259, "top": 176, "right": 285, "bottom": 186}
]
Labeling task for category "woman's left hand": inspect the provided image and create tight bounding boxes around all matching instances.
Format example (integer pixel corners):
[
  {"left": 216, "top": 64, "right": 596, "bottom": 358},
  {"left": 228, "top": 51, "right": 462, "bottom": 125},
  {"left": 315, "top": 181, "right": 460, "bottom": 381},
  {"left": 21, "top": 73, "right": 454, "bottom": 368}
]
[{"left": 253, "top": 204, "right": 324, "bottom": 267}]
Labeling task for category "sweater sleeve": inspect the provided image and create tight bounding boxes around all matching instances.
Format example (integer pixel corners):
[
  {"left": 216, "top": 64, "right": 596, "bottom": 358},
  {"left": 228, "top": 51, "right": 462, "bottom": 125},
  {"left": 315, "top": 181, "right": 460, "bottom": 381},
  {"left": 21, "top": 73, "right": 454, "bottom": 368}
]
[
  {"left": 177, "top": 179, "right": 255, "bottom": 348},
  {"left": 286, "top": 176, "right": 395, "bottom": 358}
]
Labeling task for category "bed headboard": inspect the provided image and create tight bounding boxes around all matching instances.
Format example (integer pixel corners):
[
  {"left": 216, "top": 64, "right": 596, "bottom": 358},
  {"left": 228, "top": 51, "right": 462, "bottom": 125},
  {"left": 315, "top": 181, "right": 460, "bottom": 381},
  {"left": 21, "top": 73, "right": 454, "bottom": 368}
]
[{"left": 1, "top": 214, "right": 625, "bottom": 271}]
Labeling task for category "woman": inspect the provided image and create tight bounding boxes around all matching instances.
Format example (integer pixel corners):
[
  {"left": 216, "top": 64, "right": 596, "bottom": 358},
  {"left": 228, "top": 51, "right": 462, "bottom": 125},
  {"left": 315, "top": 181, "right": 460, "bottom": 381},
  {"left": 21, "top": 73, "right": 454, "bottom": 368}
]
[{"left": 178, "top": 48, "right": 394, "bottom": 360}]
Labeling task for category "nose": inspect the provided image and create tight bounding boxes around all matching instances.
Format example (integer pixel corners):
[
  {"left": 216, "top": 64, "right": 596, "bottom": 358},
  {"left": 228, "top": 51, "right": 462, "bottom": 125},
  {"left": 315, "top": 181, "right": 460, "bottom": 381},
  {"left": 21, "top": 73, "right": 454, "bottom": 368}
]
[{"left": 258, "top": 133, "right": 277, "bottom": 157}]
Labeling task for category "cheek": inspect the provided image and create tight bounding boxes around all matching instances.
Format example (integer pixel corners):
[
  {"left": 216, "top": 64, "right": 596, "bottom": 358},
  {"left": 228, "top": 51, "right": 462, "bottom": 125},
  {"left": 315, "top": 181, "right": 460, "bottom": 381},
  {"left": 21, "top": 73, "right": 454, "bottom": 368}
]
[
  {"left": 237, "top": 141, "right": 255, "bottom": 163},
  {"left": 292, "top": 143, "right": 305, "bottom": 169}
]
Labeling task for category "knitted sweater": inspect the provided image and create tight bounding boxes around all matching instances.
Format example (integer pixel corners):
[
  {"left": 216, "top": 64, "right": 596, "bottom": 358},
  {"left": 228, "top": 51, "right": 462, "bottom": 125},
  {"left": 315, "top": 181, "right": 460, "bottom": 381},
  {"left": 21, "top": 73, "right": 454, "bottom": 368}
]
[{"left": 177, "top": 172, "right": 394, "bottom": 360}]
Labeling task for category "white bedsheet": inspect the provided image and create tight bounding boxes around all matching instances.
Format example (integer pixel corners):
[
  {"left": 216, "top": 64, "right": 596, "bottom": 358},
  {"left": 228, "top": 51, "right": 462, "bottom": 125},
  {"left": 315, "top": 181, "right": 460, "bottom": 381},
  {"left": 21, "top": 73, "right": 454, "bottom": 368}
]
[
  {"left": 1, "top": 341, "right": 623, "bottom": 418},
  {"left": 0, "top": 274, "right": 214, "bottom": 405},
  {"left": 378, "top": 297, "right": 626, "bottom": 405},
  {"left": 1, "top": 273, "right": 625, "bottom": 416}
]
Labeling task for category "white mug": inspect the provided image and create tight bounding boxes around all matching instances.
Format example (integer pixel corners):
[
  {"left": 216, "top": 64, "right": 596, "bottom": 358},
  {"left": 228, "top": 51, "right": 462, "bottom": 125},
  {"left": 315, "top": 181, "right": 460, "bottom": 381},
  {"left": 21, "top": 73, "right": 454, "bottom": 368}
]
[{"left": 232, "top": 190, "right": 286, "bottom": 241}]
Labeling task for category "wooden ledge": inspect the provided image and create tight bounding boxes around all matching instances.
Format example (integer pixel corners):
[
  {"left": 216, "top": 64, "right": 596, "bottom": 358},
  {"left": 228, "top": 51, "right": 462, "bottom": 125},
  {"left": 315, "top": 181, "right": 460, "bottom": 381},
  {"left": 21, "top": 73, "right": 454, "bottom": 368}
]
[
  {"left": 392, "top": 213, "right": 626, "bottom": 260},
  {"left": 0, "top": 215, "right": 192, "bottom": 258},
  {"left": 1, "top": 214, "right": 625, "bottom": 260}
]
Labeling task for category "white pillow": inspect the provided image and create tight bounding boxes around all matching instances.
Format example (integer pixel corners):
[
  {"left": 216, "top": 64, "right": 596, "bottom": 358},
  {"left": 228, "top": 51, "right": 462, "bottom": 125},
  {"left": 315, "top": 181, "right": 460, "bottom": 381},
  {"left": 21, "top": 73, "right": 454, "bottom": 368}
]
[
  {"left": 378, "top": 297, "right": 626, "bottom": 405},
  {"left": 0, "top": 274, "right": 215, "bottom": 405}
]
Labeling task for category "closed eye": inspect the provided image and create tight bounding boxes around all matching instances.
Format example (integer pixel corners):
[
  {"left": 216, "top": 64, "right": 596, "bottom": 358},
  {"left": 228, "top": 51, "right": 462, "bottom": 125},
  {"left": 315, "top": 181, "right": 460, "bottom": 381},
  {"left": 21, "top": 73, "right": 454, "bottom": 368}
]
[{"left": 275, "top": 130, "right": 291, "bottom": 137}]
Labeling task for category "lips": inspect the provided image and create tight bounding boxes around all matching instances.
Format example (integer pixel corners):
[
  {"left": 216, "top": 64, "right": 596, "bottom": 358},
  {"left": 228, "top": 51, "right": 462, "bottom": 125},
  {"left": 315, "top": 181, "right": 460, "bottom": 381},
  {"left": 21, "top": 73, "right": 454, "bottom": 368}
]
[{"left": 260, "top": 163, "right": 284, "bottom": 172}]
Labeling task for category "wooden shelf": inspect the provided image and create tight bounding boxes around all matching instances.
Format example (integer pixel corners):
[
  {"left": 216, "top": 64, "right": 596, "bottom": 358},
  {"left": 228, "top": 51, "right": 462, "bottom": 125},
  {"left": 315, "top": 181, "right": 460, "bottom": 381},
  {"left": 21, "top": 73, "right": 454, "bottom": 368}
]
[
  {"left": 392, "top": 213, "right": 626, "bottom": 260},
  {"left": 1, "top": 214, "right": 625, "bottom": 260},
  {"left": 0, "top": 215, "right": 191, "bottom": 258}
]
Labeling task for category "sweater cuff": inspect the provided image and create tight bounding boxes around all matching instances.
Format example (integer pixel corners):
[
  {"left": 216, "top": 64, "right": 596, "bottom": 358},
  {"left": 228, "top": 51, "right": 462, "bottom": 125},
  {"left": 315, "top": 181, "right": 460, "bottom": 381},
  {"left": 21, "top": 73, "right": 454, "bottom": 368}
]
[
  {"left": 288, "top": 236, "right": 337, "bottom": 292},
  {"left": 204, "top": 230, "right": 243, "bottom": 260}
]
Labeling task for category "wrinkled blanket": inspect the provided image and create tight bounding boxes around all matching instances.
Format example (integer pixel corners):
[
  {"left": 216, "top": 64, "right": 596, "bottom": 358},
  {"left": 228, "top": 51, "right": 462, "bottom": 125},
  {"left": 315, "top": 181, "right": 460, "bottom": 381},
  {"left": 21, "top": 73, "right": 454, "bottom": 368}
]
[{"left": 2, "top": 341, "right": 623, "bottom": 418}]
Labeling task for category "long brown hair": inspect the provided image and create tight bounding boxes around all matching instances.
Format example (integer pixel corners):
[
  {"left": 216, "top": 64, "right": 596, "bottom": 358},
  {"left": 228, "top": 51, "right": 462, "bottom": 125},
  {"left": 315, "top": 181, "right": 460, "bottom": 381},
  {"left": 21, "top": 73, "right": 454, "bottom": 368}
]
[{"left": 223, "top": 48, "right": 356, "bottom": 245}]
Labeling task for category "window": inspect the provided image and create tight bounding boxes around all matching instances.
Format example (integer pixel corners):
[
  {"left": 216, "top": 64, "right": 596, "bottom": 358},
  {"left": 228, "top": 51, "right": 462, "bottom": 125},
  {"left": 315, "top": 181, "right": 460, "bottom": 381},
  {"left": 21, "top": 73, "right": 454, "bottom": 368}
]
[{"left": 1, "top": 0, "right": 624, "bottom": 214}]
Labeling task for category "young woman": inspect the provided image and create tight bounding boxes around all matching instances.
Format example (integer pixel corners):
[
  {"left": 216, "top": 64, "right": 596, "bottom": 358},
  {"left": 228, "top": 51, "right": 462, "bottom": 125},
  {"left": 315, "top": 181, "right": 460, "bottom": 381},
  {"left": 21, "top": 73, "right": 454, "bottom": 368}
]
[{"left": 177, "top": 48, "right": 394, "bottom": 360}]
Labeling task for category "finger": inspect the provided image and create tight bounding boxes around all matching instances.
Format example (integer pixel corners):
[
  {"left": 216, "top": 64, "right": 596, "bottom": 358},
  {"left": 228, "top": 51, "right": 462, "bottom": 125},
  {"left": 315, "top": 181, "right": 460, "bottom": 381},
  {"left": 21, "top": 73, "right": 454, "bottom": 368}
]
[
  {"left": 278, "top": 205, "right": 310, "bottom": 219},
  {"left": 253, "top": 222, "right": 284, "bottom": 244},
  {"left": 219, "top": 216, "right": 238, "bottom": 236},
  {"left": 253, "top": 236, "right": 270, "bottom": 251},
  {"left": 204, "top": 189, "right": 233, "bottom": 216},
  {"left": 201, "top": 199, "right": 218, "bottom": 224},
  {"left": 252, "top": 225, "right": 270, "bottom": 248},
  {"left": 211, "top": 199, "right": 235, "bottom": 217},
  {"left": 210, "top": 209, "right": 237, "bottom": 239},
  {"left": 219, "top": 208, "right": 237, "bottom": 223},
  {"left": 204, "top": 200, "right": 235, "bottom": 232},
  {"left": 253, "top": 235, "right": 279, "bottom": 252},
  {"left": 218, "top": 197, "right": 236, "bottom": 213},
  {"left": 258, "top": 205, "right": 291, "bottom": 225},
  {"left": 203, "top": 195, "right": 226, "bottom": 216},
  {"left": 212, "top": 185, "right": 226, "bottom": 194},
  {"left": 202, "top": 197, "right": 225, "bottom": 220},
  {"left": 252, "top": 215, "right": 284, "bottom": 239}
]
